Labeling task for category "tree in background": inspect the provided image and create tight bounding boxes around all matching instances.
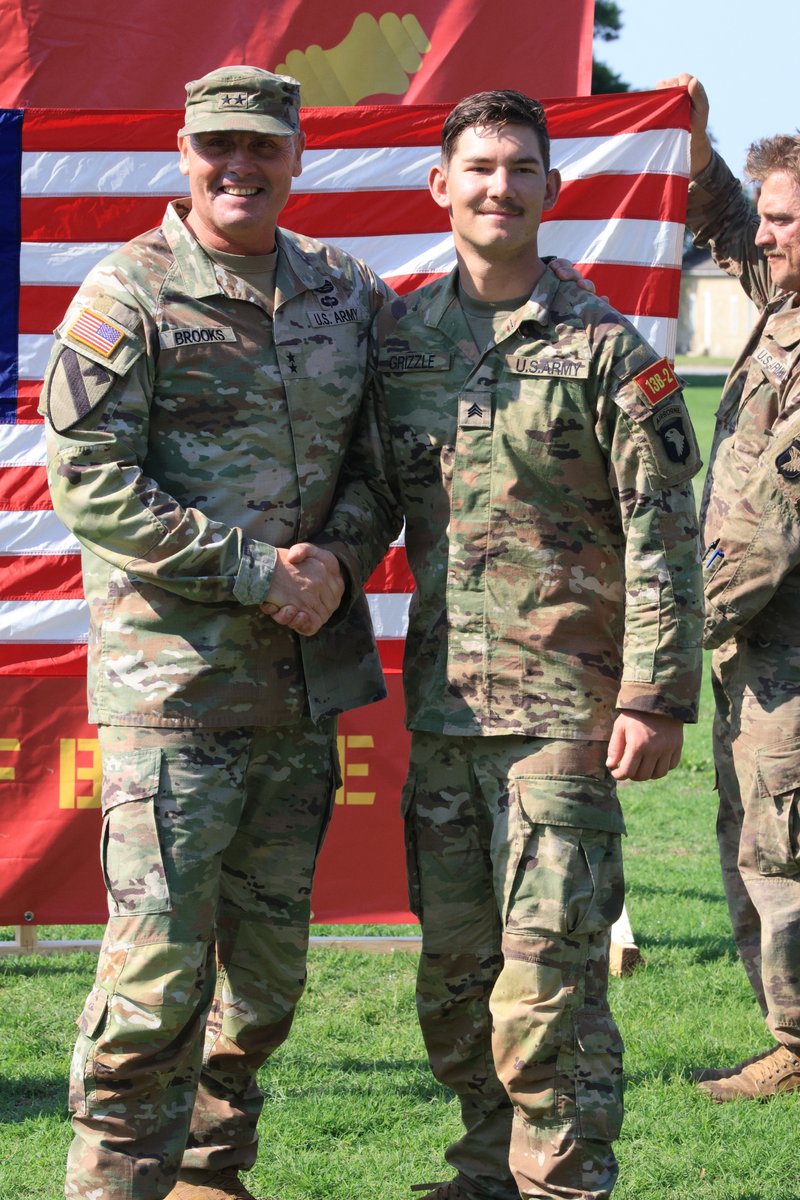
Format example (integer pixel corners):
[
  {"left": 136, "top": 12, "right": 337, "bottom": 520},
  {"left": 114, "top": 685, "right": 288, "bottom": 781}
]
[{"left": 592, "top": 1, "right": 629, "bottom": 94}]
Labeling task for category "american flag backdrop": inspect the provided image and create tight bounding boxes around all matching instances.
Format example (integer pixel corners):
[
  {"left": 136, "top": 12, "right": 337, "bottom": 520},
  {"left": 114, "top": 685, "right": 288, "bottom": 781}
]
[{"left": 0, "top": 89, "right": 691, "bottom": 924}]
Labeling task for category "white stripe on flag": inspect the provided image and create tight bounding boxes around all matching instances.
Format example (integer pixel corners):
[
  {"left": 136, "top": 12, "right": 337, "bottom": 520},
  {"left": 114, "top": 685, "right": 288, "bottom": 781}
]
[
  {"left": 540, "top": 219, "right": 685, "bottom": 269},
  {"left": 554, "top": 129, "right": 689, "bottom": 180},
  {"left": 20, "top": 131, "right": 687, "bottom": 198},
  {"left": 0, "top": 510, "right": 80, "bottom": 555},
  {"left": 20, "top": 219, "right": 682, "bottom": 289},
  {"left": 366, "top": 593, "right": 410, "bottom": 639},
  {"left": 0, "top": 593, "right": 408, "bottom": 644},
  {"left": 0, "top": 424, "right": 47, "bottom": 467},
  {"left": 0, "top": 599, "right": 88, "bottom": 643}
]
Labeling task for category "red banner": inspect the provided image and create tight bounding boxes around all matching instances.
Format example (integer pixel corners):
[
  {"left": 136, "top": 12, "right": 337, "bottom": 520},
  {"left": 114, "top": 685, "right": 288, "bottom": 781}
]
[
  {"left": 0, "top": 0, "right": 593, "bottom": 109},
  {"left": 0, "top": 669, "right": 413, "bottom": 925}
]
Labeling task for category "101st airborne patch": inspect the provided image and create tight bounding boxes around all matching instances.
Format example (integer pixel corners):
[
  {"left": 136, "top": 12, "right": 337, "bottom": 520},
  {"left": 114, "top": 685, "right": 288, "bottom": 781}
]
[{"left": 776, "top": 438, "right": 800, "bottom": 479}]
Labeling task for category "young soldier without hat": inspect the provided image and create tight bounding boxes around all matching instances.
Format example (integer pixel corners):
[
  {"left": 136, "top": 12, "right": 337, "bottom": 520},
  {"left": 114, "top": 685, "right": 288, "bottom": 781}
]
[{"left": 317, "top": 88, "right": 704, "bottom": 1200}]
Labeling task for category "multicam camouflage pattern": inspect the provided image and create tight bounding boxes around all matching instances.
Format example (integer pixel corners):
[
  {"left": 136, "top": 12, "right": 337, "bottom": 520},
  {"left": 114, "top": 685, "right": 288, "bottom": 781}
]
[
  {"left": 372, "top": 268, "right": 704, "bottom": 739},
  {"left": 688, "top": 153, "right": 800, "bottom": 649},
  {"left": 66, "top": 718, "right": 339, "bottom": 1198},
  {"left": 687, "top": 151, "right": 800, "bottom": 1049},
  {"left": 41, "top": 200, "right": 398, "bottom": 728},
  {"left": 405, "top": 733, "right": 624, "bottom": 1200}
]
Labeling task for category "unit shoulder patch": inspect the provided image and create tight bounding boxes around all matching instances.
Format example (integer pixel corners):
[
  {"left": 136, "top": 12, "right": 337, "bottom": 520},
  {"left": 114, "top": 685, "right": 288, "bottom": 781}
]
[{"left": 632, "top": 357, "right": 681, "bottom": 405}]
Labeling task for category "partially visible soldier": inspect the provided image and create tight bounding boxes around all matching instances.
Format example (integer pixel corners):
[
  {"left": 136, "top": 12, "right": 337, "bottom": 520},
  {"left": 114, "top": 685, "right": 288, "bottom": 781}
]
[
  {"left": 332, "top": 90, "right": 704, "bottom": 1200},
  {"left": 658, "top": 73, "right": 800, "bottom": 1103},
  {"left": 42, "top": 66, "right": 399, "bottom": 1200}
]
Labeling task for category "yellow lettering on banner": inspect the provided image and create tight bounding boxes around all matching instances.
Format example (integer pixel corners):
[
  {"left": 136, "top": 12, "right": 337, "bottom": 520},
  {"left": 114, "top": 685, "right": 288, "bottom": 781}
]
[
  {"left": 0, "top": 738, "right": 21, "bottom": 781},
  {"left": 335, "top": 734, "right": 376, "bottom": 806},
  {"left": 59, "top": 738, "right": 102, "bottom": 809}
]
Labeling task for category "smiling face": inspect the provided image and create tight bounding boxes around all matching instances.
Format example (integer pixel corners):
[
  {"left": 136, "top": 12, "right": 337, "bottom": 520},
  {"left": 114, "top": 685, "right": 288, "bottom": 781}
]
[
  {"left": 429, "top": 122, "right": 561, "bottom": 266},
  {"left": 178, "top": 129, "right": 305, "bottom": 254},
  {"left": 755, "top": 169, "right": 800, "bottom": 294}
]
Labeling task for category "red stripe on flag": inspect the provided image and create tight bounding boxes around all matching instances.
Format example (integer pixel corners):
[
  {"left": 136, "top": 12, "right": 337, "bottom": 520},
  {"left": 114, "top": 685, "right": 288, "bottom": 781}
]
[
  {"left": 546, "top": 173, "right": 688, "bottom": 224},
  {"left": 0, "top": 642, "right": 87, "bottom": 676},
  {"left": 22, "top": 176, "right": 687, "bottom": 246},
  {"left": 20, "top": 91, "right": 688, "bottom": 156},
  {"left": 14, "top": 382, "right": 44, "bottom": 424},
  {"left": 22, "top": 196, "right": 171, "bottom": 243},
  {"left": 19, "top": 286, "right": 74, "bottom": 334},
  {"left": 576, "top": 264, "right": 682, "bottom": 319},
  {"left": 365, "top": 545, "right": 414, "bottom": 593},
  {"left": 0, "top": 555, "right": 83, "bottom": 600},
  {"left": 0, "top": 467, "right": 51, "bottom": 510}
]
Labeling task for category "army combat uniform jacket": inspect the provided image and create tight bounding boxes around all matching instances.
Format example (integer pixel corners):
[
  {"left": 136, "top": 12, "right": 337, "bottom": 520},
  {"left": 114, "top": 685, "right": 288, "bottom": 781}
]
[
  {"left": 688, "top": 153, "right": 800, "bottom": 649},
  {"left": 369, "top": 269, "right": 703, "bottom": 742},
  {"left": 41, "top": 201, "right": 398, "bottom": 728}
]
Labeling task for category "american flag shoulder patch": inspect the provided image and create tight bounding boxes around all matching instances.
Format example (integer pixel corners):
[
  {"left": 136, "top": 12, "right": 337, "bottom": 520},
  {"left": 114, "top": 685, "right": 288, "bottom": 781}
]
[{"left": 66, "top": 307, "right": 127, "bottom": 357}]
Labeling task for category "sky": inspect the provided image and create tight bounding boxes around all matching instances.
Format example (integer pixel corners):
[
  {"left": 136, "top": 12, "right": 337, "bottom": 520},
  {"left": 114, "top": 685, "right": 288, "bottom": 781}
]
[{"left": 597, "top": 0, "right": 798, "bottom": 180}]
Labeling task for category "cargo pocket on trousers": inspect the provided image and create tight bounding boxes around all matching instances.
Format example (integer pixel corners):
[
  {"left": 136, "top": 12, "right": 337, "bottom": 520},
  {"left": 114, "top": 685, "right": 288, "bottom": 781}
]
[
  {"left": 503, "top": 776, "right": 624, "bottom": 937},
  {"left": 755, "top": 743, "right": 800, "bottom": 876},
  {"left": 100, "top": 747, "right": 171, "bottom": 914},
  {"left": 68, "top": 985, "right": 109, "bottom": 1116},
  {"left": 574, "top": 1006, "right": 624, "bottom": 1143},
  {"left": 400, "top": 777, "right": 423, "bottom": 920}
]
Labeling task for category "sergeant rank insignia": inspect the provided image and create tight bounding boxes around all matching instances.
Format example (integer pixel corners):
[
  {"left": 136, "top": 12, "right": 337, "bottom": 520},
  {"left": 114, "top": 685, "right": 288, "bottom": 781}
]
[{"left": 776, "top": 438, "right": 800, "bottom": 479}]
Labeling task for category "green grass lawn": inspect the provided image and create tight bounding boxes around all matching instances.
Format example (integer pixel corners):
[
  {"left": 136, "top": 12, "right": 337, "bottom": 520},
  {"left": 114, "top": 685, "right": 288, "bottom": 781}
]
[{"left": 4, "top": 383, "right": 794, "bottom": 1200}]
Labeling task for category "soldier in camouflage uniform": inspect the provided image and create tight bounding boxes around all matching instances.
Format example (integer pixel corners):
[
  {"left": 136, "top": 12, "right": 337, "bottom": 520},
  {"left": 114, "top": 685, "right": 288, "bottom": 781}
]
[
  {"left": 659, "top": 74, "right": 800, "bottom": 1103},
  {"left": 354, "top": 91, "right": 704, "bottom": 1200},
  {"left": 41, "top": 67, "right": 399, "bottom": 1200}
]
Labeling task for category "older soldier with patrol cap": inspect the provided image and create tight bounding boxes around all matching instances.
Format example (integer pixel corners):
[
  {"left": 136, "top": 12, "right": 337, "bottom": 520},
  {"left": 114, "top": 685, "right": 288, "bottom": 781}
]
[
  {"left": 656, "top": 74, "right": 800, "bottom": 1104},
  {"left": 327, "top": 89, "right": 704, "bottom": 1200},
  {"left": 42, "top": 66, "right": 399, "bottom": 1200}
]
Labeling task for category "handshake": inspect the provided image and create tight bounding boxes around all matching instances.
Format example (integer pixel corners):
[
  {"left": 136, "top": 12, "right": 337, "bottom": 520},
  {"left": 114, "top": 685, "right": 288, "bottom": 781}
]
[{"left": 260, "top": 543, "right": 345, "bottom": 637}]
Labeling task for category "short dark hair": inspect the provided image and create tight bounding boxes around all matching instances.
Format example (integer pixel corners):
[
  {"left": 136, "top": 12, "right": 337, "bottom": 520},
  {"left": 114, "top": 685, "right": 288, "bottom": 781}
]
[
  {"left": 745, "top": 134, "right": 800, "bottom": 189},
  {"left": 440, "top": 90, "right": 551, "bottom": 171}
]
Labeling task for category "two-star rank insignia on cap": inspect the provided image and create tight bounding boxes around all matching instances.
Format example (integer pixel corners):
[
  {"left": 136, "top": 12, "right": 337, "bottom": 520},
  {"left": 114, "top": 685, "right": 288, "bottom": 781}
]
[{"left": 66, "top": 308, "right": 127, "bottom": 357}]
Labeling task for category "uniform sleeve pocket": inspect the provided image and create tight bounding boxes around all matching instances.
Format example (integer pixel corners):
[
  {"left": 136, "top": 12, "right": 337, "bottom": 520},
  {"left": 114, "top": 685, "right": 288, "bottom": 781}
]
[
  {"left": 754, "top": 743, "right": 800, "bottom": 876},
  {"left": 100, "top": 747, "right": 171, "bottom": 914}
]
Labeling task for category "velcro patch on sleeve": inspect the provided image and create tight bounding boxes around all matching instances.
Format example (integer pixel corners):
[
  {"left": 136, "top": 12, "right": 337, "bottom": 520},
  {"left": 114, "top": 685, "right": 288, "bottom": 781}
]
[
  {"left": 632, "top": 357, "right": 681, "bottom": 406},
  {"left": 65, "top": 307, "right": 127, "bottom": 358},
  {"left": 44, "top": 346, "right": 119, "bottom": 433}
]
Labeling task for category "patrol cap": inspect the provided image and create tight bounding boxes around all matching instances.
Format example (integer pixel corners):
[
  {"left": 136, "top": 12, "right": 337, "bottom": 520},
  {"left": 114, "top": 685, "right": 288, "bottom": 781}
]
[{"left": 179, "top": 66, "right": 301, "bottom": 137}]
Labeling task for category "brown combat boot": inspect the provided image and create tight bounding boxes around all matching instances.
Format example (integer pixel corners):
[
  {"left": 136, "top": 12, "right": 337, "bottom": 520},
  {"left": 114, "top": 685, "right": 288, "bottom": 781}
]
[
  {"left": 697, "top": 1044, "right": 800, "bottom": 1102},
  {"left": 169, "top": 1168, "right": 267, "bottom": 1200},
  {"left": 692, "top": 1042, "right": 784, "bottom": 1083}
]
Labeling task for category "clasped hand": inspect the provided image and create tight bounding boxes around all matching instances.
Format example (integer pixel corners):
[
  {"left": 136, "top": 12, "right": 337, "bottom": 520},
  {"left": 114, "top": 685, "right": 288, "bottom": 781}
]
[{"left": 260, "top": 544, "right": 344, "bottom": 636}]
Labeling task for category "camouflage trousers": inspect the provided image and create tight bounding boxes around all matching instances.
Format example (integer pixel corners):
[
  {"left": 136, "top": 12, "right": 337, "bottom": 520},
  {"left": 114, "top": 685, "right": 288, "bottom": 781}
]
[
  {"left": 712, "top": 638, "right": 800, "bottom": 1047},
  {"left": 403, "top": 732, "right": 626, "bottom": 1200},
  {"left": 65, "top": 717, "right": 339, "bottom": 1200}
]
